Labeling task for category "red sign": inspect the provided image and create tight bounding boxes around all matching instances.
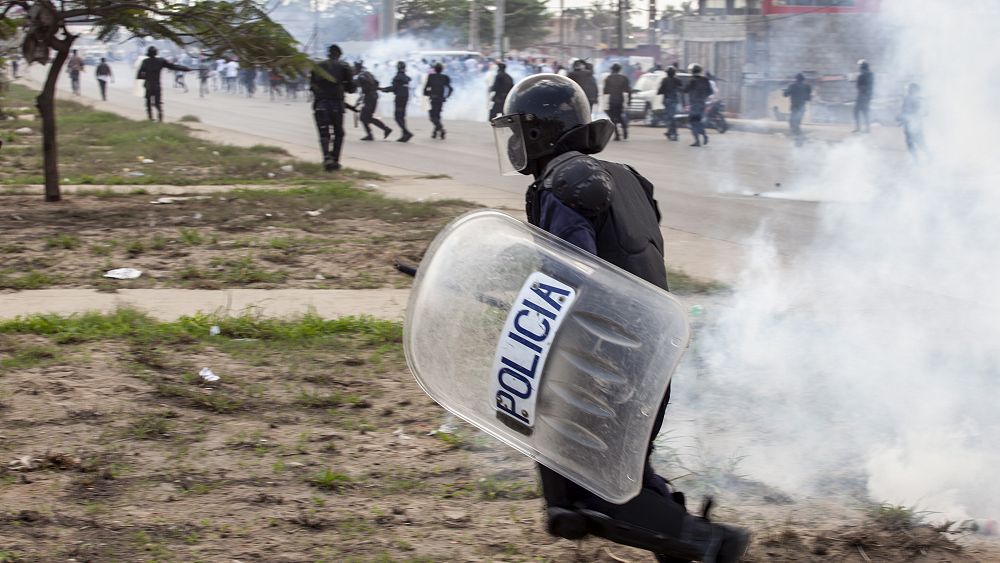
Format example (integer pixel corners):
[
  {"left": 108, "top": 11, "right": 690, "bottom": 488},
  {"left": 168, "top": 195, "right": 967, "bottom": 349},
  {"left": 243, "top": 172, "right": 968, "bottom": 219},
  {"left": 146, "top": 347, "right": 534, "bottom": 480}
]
[{"left": 762, "top": 0, "right": 880, "bottom": 14}]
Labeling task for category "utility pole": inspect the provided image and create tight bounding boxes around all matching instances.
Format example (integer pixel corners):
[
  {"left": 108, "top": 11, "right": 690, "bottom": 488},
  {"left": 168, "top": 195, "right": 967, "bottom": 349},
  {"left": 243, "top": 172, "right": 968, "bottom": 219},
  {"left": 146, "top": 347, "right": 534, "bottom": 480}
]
[
  {"left": 617, "top": 0, "right": 625, "bottom": 52},
  {"left": 648, "top": 0, "right": 656, "bottom": 47},
  {"left": 381, "top": 0, "right": 396, "bottom": 39},
  {"left": 559, "top": 0, "right": 565, "bottom": 65},
  {"left": 469, "top": 0, "right": 480, "bottom": 52},
  {"left": 494, "top": 0, "right": 505, "bottom": 59}
]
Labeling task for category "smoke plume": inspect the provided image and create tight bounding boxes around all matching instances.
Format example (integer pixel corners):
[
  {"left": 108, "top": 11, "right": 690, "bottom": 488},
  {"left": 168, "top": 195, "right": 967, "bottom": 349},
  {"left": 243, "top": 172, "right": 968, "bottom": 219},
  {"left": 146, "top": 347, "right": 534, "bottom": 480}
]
[{"left": 663, "top": 0, "right": 1000, "bottom": 525}]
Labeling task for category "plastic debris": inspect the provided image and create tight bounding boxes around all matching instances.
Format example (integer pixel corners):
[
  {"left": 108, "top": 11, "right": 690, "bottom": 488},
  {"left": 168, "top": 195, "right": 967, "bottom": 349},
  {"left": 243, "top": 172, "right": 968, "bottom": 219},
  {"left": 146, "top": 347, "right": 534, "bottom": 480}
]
[
  {"left": 362, "top": 183, "right": 378, "bottom": 190},
  {"left": 315, "top": 274, "right": 326, "bottom": 280},
  {"left": 209, "top": 325, "right": 221, "bottom": 336},
  {"left": 266, "top": 172, "right": 276, "bottom": 178},
  {"left": 150, "top": 196, "right": 210, "bottom": 204},
  {"left": 280, "top": 164, "right": 294, "bottom": 172},
  {"left": 104, "top": 268, "right": 142, "bottom": 280},
  {"left": 127, "top": 171, "right": 145, "bottom": 177},
  {"left": 141, "top": 158, "right": 155, "bottom": 164},
  {"left": 305, "top": 210, "right": 322, "bottom": 217},
  {"left": 212, "top": 150, "right": 220, "bottom": 156},
  {"left": 193, "top": 212, "right": 203, "bottom": 220},
  {"left": 199, "top": 367, "right": 220, "bottom": 383},
  {"left": 14, "top": 127, "right": 32, "bottom": 134}
]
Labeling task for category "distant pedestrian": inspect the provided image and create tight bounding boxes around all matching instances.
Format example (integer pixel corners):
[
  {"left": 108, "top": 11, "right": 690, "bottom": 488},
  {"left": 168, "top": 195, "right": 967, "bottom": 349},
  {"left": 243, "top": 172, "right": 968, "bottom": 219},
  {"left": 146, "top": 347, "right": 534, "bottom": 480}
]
[
  {"left": 67, "top": 49, "right": 84, "bottom": 95},
  {"left": 224, "top": 59, "right": 239, "bottom": 92},
  {"left": 11, "top": 55, "right": 19, "bottom": 78},
  {"left": 136, "top": 46, "right": 192, "bottom": 122},
  {"left": 567, "top": 59, "right": 598, "bottom": 113},
  {"left": 95, "top": 58, "right": 113, "bottom": 101},
  {"left": 353, "top": 61, "right": 392, "bottom": 141},
  {"left": 684, "top": 63, "right": 713, "bottom": 147},
  {"left": 488, "top": 62, "right": 514, "bottom": 121},
  {"left": 380, "top": 61, "right": 413, "bottom": 142},
  {"left": 658, "top": 66, "right": 683, "bottom": 141},
  {"left": 423, "top": 62, "right": 453, "bottom": 139},
  {"left": 899, "top": 82, "right": 924, "bottom": 157},
  {"left": 603, "top": 63, "right": 631, "bottom": 141},
  {"left": 310, "top": 44, "right": 356, "bottom": 171},
  {"left": 198, "top": 57, "right": 211, "bottom": 97},
  {"left": 173, "top": 58, "right": 188, "bottom": 93},
  {"left": 854, "top": 59, "right": 874, "bottom": 133},
  {"left": 783, "top": 73, "right": 812, "bottom": 145}
]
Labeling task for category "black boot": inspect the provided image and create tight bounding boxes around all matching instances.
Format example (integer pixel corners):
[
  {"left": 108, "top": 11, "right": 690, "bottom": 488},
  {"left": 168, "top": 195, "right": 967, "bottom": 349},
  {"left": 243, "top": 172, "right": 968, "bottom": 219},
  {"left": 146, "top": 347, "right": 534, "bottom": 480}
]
[{"left": 383, "top": 127, "right": 392, "bottom": 140}]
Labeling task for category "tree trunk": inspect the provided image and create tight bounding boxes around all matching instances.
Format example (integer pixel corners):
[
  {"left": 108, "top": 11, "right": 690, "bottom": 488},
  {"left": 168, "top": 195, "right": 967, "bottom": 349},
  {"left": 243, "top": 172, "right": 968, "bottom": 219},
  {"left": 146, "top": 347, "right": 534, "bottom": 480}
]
[{"left": 36, "top": 38, "right": 73, "bottom": 202}]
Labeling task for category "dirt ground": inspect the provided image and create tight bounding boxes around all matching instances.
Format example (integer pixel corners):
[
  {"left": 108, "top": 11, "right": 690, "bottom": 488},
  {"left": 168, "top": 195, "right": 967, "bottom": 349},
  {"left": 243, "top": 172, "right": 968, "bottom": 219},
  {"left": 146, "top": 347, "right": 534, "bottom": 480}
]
[
  {"left": 0, "top": 313, "right": 996, "bottom": 563},
  {"left": 0, "top": 187, "right": 471, "bottom": 292}
]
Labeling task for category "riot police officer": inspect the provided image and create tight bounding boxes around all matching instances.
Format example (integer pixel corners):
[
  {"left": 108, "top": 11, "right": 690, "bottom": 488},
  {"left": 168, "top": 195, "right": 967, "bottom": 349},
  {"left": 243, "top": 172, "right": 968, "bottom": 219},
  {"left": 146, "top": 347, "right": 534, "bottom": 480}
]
[
  {"left": 380, "top": 61, "right": 413, "bottom": 142},
  {"left": 353, "top": 60, "right": 392, "bottom": 141},
  {"left": 684, "top": 63, "right": 713, "bottom": 147},
  {"left": 603, "top": 63, "right": 631, "bottom": 141},
  {"left": 489, "top": 61, "right": 514, "bottom": 121},
  {"left": 310, "top": 44, "right": 356, "bottom": 171},
  {"left": 423, "top": 62, "right": 453, "bottom": 139},
  {"left": 658, "top": 66, "right": 683, "bottom": 141},
  {"left": 490, "top": 73, "right": 750, "bottom": 562}
]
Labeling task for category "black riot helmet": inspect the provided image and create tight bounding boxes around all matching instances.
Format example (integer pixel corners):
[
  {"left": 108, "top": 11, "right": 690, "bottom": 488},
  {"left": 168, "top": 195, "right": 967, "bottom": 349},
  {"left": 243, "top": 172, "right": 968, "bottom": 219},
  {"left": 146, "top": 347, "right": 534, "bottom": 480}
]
[
  {"left": 397, "top": 60, "right": 406, "bottom": 71},
  {"left": 490, "top": 73, "right": 614, "bottom": 176}
]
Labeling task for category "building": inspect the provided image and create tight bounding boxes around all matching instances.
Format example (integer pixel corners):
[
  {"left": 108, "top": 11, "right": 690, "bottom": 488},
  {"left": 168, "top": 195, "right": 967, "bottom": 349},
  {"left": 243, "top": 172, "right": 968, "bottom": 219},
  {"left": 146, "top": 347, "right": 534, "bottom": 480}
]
[{"left": 672, "top": 0, "right": 886, "bottom": 118}]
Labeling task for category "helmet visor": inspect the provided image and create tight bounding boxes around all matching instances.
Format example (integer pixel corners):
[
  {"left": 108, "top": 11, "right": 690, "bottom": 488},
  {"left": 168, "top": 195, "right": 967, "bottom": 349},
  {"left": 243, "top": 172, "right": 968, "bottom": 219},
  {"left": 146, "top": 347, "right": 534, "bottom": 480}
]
[{"left": 491, "top": 114, "right": 527, "bottom": 176}]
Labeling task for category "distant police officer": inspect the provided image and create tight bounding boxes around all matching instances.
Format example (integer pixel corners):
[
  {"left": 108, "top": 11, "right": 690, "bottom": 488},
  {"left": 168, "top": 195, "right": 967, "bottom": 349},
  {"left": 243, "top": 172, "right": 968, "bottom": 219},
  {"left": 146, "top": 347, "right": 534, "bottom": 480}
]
[
  {"left": 490, "top": 73, "right": 750, "bottom": 562},
  {"left": 684, "top": 63, "right": 713, "bottom": 147},
  {"left": 489, "top": 62, "right": 514, "bottom": 121},
  {"left": 353, "top": 61, "right": 392, "bottom": 141},
  {"left": 854, "top": 59, "right": 874, "bottom": 133},
  {"left": 423, "top": 62, "right": 453, "bottom": 139},
  {"left": 567, "top": 59, "right": 598, "bottom": 113},
  {"left": 657, "top": 66, "right": 683, "bottom": 141},
  {"left": 310, "top": 44, "right": 356, "bottom": 171},
  {"left": 380, "top": 61, "right": 413, "bottom": 142},
  {"left": 783, "top": 73, "right": 812, "bottom": 145},
  {"left": 137, "top": 46, "right": 192, "bottom": 122},
  {"left": 603, "top": 63, "right": 631, "bottom": 141}
]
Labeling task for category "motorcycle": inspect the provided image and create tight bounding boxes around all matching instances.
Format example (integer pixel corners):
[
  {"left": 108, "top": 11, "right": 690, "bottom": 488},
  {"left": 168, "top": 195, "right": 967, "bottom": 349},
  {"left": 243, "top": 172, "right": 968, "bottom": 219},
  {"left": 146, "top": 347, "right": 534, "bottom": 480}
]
[
  {"left": 706, "top": 99, "right": 728, "bottom": 133},
  {"left": 667, "top": 99, "right": 728, "bottom": 134}
]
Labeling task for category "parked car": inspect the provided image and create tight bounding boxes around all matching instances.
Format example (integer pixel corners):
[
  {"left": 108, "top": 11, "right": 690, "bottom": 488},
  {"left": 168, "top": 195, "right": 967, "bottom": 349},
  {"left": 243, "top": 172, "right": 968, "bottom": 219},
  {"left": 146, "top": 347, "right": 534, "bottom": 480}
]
[
  {"left": 626, "top": 70, "right": 690, "bottom": 124},
  {"left": 625, "top": 70, "right": 727, "bottom": 132}
]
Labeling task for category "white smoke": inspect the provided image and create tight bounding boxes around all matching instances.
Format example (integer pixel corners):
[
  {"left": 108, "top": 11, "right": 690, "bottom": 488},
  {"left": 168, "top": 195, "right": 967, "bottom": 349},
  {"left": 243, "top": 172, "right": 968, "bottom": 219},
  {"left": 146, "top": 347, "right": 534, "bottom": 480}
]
[{"left": 662, "top": 0, "right": 1000, "bottom": 525}]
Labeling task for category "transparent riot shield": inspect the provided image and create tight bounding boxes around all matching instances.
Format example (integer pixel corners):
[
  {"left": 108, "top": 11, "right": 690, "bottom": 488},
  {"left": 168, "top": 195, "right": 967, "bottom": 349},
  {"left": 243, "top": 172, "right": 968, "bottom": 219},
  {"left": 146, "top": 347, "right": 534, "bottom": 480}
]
[{"left": 404, "top": 210, "right": 690, "bottom": 504}]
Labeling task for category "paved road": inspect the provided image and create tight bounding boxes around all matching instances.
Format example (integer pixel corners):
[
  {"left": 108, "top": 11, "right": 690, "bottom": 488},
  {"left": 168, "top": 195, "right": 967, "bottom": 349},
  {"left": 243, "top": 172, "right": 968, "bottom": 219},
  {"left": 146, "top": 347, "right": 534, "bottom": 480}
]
[{"left": 19, "top": 64, "right": 910, "bottom": 282}]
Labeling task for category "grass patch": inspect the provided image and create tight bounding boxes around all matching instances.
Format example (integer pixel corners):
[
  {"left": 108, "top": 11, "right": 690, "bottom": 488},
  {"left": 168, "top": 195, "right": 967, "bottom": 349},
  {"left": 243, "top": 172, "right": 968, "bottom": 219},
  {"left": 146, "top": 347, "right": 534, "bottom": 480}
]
[
  {"left": 294, "top": 388, "right": 363, "bottom": 409},
  {"left": 0, "top": 309, "right": 402, "bottom": 346},
  {"left": 667, "top": 266, "right": 727, "bottom": 294},
  {"left": 477, "top": 476, "right": 540, "bottom": 501},
  {"left": 44, "top": 234, "right": 81, "bottom": 250},
  {"left": 127, "top": 411, "right": 176, "bottom": 440},
  {"left": 0, "top": 344, "right": 61, "bottom": 371},
  {"left": 210, "top": 256, "right": 287, "bottom": 285},
  {"left": 0, "top": 270, "right": 58, "bottom": 290},
  {"left": 0, "top": 83, "right": 334, "bottom": 186},
  {"left": 309, "top": 468, "right": 352, "bottom": 491},
  {"left": 178, "top": 114, "right": 201, "bottom": 123}
]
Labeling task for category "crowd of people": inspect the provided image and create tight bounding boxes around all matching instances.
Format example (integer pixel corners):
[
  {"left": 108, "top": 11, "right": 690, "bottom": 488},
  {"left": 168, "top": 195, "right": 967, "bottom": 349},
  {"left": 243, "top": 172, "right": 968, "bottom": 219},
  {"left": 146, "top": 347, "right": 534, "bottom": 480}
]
[{"left": 40, "top": 46, "right": 925, "bottom": 162}]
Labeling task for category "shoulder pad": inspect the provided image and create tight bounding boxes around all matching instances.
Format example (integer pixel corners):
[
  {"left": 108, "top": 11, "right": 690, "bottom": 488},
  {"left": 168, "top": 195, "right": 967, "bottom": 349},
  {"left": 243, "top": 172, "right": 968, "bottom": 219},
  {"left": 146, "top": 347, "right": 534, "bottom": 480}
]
[{"left": 542, "top": 153, "right": 613, "bottom": 217}]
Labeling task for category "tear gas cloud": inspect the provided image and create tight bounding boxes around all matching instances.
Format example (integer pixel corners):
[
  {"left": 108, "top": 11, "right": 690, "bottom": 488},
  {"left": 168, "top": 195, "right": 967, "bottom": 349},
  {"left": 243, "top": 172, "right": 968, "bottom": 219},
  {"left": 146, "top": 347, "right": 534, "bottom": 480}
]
[{"left": 662, "top": 0, "right": 1000, "bottom": 524}]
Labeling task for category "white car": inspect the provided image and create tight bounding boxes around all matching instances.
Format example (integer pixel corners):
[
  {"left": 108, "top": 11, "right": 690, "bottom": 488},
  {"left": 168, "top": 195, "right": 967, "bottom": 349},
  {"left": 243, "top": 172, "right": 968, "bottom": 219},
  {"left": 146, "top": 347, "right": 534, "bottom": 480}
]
[{"left": 626, "top": 71, "right": 693, "bottom": 125}]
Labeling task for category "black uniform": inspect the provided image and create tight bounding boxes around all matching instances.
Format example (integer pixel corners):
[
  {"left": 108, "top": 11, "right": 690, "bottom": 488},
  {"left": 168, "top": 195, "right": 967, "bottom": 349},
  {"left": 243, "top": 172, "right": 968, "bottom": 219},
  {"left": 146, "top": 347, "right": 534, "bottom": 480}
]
[
  {"left": 603, "top": 72, "right": 631, "bottom": 140},
  {"left": 657, "top": 74, "right": 683, "bottom": 140},
  {"left": 381, "top": 70, "right": 412, "bottom": 140},
  {"left": 783, "top": 79, "right": 812, "bottom": 140},
  {"left": 855, "top": 66, "right": 874, "bottom": 133},
  {"left": 423, "top": 71, "right": 453, "bottom": 138},
  {"left": 567, "top": 68, "right": 599, "bottom": 108},
  {"left": 137, "top": 56, "right": 191, "bottom": 121},
  {"left": 684, "top": 75, "right": 713, "bottom": 145},
  {"left": 489, "top": 69, "right": 514, "bottom": 120},
  {"left": 355, "top": 70, "right": 391, "bottom": 140},
  {"left": 310, "top": 57, "right": 356, "bottom": 169}
]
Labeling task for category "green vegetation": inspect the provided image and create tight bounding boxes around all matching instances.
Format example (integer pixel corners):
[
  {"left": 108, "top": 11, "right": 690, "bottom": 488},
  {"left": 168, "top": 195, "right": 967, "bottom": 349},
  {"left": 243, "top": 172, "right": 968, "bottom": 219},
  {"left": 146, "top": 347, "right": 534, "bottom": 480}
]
[
  {"left": 667, "top": 266, "right": 727, "bottom": 294},
  {"left": 310, "top": 469, "right": 352, "bottom": 491},
  {"left": 127, "top": 411, "right": 176, "bottom": 440},
  {"left": 0, "top": 84, "right": 330, "bottom": 186},
  {"left": 0, "top": 270, "right": 57, "bottom": 290}
]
